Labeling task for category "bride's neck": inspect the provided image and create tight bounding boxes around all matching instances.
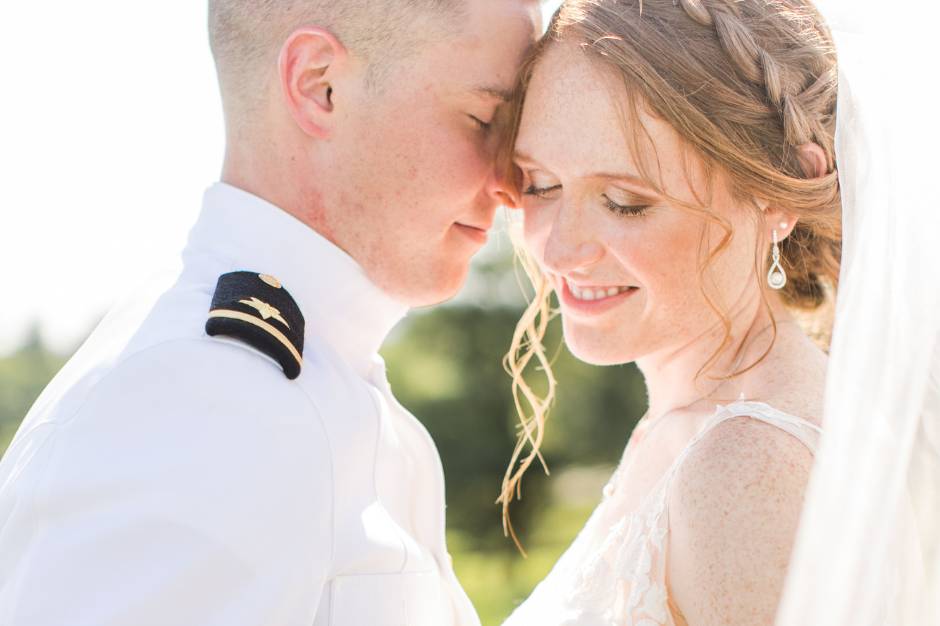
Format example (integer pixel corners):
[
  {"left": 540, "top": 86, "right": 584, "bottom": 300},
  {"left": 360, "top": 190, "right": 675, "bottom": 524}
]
[{"left": 636, "top": 291, "right": 794, "bottom": 421}]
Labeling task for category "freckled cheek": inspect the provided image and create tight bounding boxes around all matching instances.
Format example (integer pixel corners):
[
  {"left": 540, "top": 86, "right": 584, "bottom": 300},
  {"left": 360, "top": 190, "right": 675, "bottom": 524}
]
[
  {"left": 426, "top": 129, "right": 493, "bottom": 192},
  {"left": 652, "top": 245, "right": 711, "bottom": 317},
  {"left": 606, "top": 227, "right": 691, "bottom": 291}
]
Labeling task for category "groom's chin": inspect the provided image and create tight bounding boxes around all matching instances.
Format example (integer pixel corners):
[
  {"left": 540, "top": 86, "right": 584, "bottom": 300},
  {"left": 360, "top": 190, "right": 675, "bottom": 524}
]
[{"left": 388, "top": 263, "right": 471, "bottom": 309}]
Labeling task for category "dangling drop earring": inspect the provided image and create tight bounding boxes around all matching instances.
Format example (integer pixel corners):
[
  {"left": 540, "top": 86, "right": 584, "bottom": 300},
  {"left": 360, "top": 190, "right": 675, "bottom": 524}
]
[{"left": 767, "top": 226, "right": 787, "bottom": 290}]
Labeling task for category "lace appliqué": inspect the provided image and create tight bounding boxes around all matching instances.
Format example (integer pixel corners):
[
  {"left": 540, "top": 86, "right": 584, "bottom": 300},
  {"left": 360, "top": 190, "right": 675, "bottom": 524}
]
[
  {"left": 503, "top": 403, "right": 821, "bottom": 626},
  {"left": 536, "top": 468, "right": 673, "bottom": 626}
]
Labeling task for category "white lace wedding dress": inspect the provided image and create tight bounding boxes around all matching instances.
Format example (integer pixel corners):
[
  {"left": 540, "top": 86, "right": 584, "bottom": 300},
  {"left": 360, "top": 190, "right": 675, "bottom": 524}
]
[{"left": 503, "top": 400, "right": 822, "bottom": 626}]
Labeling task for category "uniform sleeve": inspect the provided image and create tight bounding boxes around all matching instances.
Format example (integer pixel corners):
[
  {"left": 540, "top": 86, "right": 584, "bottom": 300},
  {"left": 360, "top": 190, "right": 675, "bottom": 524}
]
[{"left": 3, "top": 340, "right": 334, "bottom": 626}]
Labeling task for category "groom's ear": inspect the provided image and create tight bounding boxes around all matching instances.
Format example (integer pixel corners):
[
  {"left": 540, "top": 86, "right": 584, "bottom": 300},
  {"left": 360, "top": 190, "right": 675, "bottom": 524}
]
[{"left": 278, "top": 27, "right": 347, "bottom": 139}]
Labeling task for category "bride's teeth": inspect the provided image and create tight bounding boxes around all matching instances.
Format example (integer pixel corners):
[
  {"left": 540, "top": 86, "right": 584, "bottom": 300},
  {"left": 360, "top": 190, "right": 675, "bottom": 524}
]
[{"left": 566, "top": 280, "right": 632, "bottom": 301}]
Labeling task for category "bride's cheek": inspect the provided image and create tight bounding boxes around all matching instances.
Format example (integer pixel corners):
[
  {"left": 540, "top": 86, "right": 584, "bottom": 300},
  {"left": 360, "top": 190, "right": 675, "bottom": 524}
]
[{"left": 521, "top": 205, "right": 552, "bottom": 255}]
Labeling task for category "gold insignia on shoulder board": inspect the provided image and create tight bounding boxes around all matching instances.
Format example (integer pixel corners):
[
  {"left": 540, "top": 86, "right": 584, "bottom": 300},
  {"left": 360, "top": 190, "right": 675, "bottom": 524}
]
[
  {"left": 259, "top": 274, "right": 282, "bottom": 289},
  {"left": 239, "top": 297, "right": 290, "bottom": 329}
]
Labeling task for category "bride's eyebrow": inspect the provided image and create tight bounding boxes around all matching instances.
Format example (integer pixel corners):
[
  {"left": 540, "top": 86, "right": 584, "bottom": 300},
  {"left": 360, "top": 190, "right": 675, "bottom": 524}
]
[
  {"left": 514, "top": 152, "right": 653, "bottom": 189},
  {"left": 513, "top": 150, "right": 542, "bottom": 168},
  {"left": 591, "top": 171, "right": 653, "bottom": 189}
]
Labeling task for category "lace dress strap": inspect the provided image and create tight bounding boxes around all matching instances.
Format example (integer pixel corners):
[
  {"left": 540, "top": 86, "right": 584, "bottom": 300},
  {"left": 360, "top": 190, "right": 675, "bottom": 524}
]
[
  {"left": 630, "top": 401, "right": 822, "bottom": 625},
  {"left": 661, "top": 400, "right": 821, "bottom": 491}
]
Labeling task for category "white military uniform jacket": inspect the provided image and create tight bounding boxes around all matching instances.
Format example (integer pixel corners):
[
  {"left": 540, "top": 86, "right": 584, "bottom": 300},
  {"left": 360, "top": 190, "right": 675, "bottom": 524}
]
[{"left": 0, "top": 183, "right": 480, "bottom": 626}]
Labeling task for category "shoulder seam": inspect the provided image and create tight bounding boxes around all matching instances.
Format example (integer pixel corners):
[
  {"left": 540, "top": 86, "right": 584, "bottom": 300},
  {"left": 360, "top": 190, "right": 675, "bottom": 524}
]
[
  {"left": 291, "top": 383, "right": 338, "bottom": 573},
  {"left": 56, "top": 337, "right": 227, "bottom": 430}
]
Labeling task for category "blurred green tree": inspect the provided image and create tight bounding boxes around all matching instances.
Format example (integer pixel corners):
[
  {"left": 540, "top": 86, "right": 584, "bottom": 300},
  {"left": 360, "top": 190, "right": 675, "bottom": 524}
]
[
  {"left": 0, "top": 324, "right": 70, "bottom": 452},
  {"left": 382, "top": 299, "right": 647, "bottom": 554}
]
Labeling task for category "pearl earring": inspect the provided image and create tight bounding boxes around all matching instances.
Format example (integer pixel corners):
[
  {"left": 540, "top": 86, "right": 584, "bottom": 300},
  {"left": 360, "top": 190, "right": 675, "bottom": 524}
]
[{"left": 767, "top": 227, "right": 787, "bottom": 290}]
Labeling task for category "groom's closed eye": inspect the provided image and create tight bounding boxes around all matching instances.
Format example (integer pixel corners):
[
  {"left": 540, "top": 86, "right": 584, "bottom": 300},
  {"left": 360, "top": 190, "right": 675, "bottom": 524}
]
[
  {"left": 465, "top": 85, "right": 513, "bottom": 136},
  {"left": 469, "top": 115, "right": 493, "bottom": 131}
]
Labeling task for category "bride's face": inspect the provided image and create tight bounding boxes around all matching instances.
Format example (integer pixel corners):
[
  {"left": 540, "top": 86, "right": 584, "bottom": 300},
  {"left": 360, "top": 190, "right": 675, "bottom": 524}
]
[{"left": 513, "top": 43, "right": 763, "bottom": 366}]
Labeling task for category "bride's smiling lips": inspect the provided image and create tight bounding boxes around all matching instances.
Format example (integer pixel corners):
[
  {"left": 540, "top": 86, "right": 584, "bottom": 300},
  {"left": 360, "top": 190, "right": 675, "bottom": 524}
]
[{"left": 556, "top": 275, "right": 640, "bottom": 316}]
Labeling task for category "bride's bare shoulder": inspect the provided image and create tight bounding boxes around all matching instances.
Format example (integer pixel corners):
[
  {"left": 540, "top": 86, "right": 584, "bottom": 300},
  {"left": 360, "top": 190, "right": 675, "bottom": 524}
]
[{"left": 664, "top": 415, "right": 815, "bottom": 626}]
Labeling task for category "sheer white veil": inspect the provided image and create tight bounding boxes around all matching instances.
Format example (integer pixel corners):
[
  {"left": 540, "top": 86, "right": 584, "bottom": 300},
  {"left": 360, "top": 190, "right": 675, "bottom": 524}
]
[{"left": 776, "top": 1, "right": 940, "bottom": 624}]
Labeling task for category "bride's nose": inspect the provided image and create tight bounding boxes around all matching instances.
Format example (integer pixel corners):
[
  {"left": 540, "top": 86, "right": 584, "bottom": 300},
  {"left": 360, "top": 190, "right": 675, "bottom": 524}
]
[{"left": 542, "top": 206, "right": 605, "bottom": 273}]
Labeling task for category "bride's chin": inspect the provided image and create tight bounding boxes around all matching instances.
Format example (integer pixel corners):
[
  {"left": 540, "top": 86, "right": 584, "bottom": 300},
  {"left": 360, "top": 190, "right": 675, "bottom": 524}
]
[{"left": 563, "top": 327, "right": 637, "bottom": 367}]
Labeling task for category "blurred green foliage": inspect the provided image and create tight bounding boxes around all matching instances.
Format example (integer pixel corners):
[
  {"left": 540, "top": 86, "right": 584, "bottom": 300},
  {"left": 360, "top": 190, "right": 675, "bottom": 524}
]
[
  {"left": 448, "top": 502, "right": 596, "bottom": 624},
  {"left": 382, "top": 304, "right": 646, "bottom": 554},
  {"left": 0, "top": 256, "right": 648, "bottom": 625},
  {"left": 0, "top": 324, "right": 69, "bottom": 453}
]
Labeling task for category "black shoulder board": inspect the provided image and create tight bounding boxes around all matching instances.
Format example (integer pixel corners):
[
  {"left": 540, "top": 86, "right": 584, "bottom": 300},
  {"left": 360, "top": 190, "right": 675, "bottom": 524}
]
[{"left": 205, "top": 271, "right": 305, "bottom": 380}]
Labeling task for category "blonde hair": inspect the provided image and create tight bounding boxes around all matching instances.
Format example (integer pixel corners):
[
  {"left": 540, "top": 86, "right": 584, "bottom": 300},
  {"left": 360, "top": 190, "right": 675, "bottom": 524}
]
[
  {"left": 209, "top": 0, "right": 462, "bottom": 116},
  {"left": 498, "top": 0, "right": 841, "bottom": 551}
]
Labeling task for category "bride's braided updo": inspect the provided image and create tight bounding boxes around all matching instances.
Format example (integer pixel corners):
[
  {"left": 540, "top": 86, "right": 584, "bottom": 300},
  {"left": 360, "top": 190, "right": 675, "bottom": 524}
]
[
  {"left": 499, "top": 0, "right": 840, "bottom": 548},
  {"left": 677, "top": 0, "right": 833, "bottom": 148}
]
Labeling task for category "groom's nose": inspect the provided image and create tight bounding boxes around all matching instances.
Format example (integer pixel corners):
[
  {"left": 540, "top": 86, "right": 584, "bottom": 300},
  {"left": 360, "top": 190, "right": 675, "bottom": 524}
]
[
  {"left": 485, "top": 161, "right": 522, "bottom": 210},
  {"left": 484, "top": 128, "right": 523, "bottom": 210}
]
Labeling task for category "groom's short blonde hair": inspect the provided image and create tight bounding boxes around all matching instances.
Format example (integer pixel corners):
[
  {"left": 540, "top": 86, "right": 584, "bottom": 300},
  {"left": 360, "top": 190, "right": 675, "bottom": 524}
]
[{"left": 209, "top": 0, "right": 462, "bottom": 115}]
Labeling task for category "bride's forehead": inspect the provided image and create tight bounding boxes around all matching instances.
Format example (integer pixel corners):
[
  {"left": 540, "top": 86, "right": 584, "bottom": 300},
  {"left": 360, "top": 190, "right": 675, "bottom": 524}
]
[
  {"left": 517, "top": 53, "right": 686, "bottom": 180},
  {"left": 524, "top": 43, "right": 617, "bottom": 112},
  {"left": 516, "top": 53, "right": 621, "bottom": 156}
]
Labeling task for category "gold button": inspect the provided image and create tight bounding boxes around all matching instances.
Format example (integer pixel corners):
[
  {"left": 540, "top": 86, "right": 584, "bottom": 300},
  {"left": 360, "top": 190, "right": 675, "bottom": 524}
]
[{"left": 259, "top": 274, "right": 282, "bottom": 289}]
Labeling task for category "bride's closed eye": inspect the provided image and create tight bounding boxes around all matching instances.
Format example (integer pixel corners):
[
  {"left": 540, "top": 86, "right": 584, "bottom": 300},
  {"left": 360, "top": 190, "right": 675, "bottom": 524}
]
[
  {"left": 603, "top": 194, "right": 649, "bottom": 217},
  {"left": 523, "top": 185, "right": 651, "bottom": 218},
  {"left": 603, "top": 186, "right": 655, "bottom": 217},
  {"left": 523, "top": 184, "right": 562, "bottom": 199}
]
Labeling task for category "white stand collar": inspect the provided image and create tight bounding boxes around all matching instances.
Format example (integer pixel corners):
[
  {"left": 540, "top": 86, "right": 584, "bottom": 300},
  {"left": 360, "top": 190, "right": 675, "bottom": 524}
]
[{"left": 184, "top": 183, "right": 409, "bottom": 377}]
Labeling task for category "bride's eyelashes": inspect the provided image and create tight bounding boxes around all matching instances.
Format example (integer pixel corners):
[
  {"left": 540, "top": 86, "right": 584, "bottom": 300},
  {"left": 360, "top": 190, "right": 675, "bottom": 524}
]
[
  {"left": 603, "top": 194, "right": 649, "bottom": 217},
  {"left": 522, "top": 184, "right": 650, "bottom": 217},
  {"left": 523, "top": 183, "right": 562, "bottom": 199}
]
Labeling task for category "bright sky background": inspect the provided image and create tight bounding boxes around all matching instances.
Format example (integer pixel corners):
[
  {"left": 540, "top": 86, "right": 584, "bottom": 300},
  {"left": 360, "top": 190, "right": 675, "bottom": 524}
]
[
  {"left": 1, "top": 3, "right": 224, "bottom": 354},
  {"left": 0, "top": 2, "right": 562, "bottom": 356}
]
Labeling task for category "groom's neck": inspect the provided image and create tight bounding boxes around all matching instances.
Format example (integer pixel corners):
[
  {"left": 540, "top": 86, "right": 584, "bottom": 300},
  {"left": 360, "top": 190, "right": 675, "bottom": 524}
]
[{"left": 220, "top": 131, "right": 343, "bottom": 251}]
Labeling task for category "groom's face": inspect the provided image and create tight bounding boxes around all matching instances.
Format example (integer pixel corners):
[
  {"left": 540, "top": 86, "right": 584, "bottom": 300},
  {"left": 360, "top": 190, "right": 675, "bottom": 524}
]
[{"left": 323, "top": 0, "right": 540, "bottom": 307}]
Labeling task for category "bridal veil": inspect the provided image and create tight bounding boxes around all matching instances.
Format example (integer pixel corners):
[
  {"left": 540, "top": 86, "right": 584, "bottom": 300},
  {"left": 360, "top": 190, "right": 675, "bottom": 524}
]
[{"left": 776, "top": 1, "right": 940, "bottom": 624}]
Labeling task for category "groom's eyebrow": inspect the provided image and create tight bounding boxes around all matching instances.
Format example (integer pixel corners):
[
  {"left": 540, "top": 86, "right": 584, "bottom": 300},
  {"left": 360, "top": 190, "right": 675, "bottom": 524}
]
[{"left": 473, "top": 85, "right": 513, "bottom": 102}]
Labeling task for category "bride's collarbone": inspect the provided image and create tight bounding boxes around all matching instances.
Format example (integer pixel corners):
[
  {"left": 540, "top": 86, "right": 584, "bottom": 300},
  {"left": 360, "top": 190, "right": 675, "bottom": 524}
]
[{"left": 609, "top": 409, "right": 710, "bottom": 506}]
